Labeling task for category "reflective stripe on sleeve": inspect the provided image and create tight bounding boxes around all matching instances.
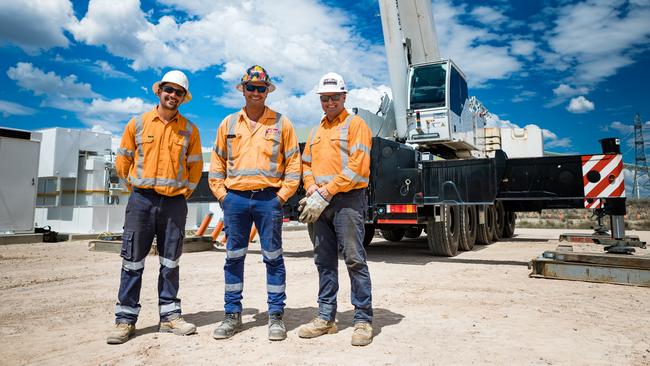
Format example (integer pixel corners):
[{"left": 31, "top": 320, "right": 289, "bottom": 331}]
[
  {"left": 159, "top": 256, "right": 179, "bottom": 269},
  {"left": 225, "top": 283, "right": 243, "bottom": 292},
  {"left": 267, "top": 284, "right": 286, "bottom": 293},
  {"left": 284, "top": 146, "right": 299, "bottom": 160},
  {"left": 350, "top": 143, "right": 370, "bottom": 155},
  {"left": 117, "top": 148, "right": 134, "bottom": 158},
  {"left": 343, "top": 166, "right": 369, "bottom": 183},
  {"left": 303, "top": 171, "right": 313, "bottom": 178},
  {"left": 188, "top": 182, "right": 197, "bottom": 190},
  {"left": 214, "top": 145, "right": 227, "bottom": 159},
  {"left": 122, "top": 258, "right": 145, "bottom": 271},
  {"left": 159, "top": 302, "right": 181, "bottom": 314},
  {"left": 315, "top": 175, "right": 335, "bottom": 185},
  {"left": 187, "top": 153, "right": 202, "bottom": 163},
  {"left": 302, "top": 154, "right": 311, "bottom": 163},
  {"left": 226, "top": 113, "right": 239, "bottom": 162},
  {"left": 209, "top": 171, "right": 226, "bottom": 179},
  {"left": 262, "top": 248, "right": 283, "bottom": 260},
  {"left": 116, "top": 304, "right": 140, "bottom": 315},
  {"left": 284, "top": 172, "right": 301, "bottom": 181}
]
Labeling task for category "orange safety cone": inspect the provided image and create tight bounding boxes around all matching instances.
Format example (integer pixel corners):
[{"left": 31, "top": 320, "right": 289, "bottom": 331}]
[
  {"left": 210, "top": 219, "right": 224, "bottom": 242},
  {"left": 195, "top": 212, "right": 213, "bottom": 236},
  {"left": 249, "top": 224, "right": 258, "bottom": 243}
]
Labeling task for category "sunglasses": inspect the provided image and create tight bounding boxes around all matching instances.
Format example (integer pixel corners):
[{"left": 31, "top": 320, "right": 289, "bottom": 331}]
[
  {"left": 319, "top": 94, "right": 343, "bottom": 102},
  {"left": 161, "top": 85, "right": 186, "bottom": 97},
  {"left": 245, "top": 84, "right": 268, "bottom": 93}
]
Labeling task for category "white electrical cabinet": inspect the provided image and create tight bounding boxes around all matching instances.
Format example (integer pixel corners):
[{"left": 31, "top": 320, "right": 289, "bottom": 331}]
[{"left": 0, "top": 128, "right": 41, "bottom": 233}]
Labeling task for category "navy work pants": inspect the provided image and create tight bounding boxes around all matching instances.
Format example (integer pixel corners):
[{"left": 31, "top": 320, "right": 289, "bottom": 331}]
[
  {"left": 115, "top": 188, "right": 187, "bottom": 324},
  {"left": 312, "top": 189, "right": 373, "bottom": 323},
  {"left": 222, "top": 188, "right": 286, "bottom": 315}
]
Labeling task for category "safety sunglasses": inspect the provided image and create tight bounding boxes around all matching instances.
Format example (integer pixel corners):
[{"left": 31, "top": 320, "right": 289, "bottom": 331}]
[
  {"left": 161, "top": 85, "right": 186, "bottom": 97},
  {"left": 319, "top": 94, "right": 343, "bottom": 102},
  {"left": 245, "top": 84, "right": 268, "bottom": 93}
]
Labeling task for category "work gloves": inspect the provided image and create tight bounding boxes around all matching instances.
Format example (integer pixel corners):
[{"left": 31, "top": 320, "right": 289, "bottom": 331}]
[{"left": 298, "top": 191, "right": 330, "bottom": 223}]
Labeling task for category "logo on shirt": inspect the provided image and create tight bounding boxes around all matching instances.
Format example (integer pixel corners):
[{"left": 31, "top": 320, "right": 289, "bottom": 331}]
[{"left": 265, "top": 127, "right": 280, "bottom": 139}]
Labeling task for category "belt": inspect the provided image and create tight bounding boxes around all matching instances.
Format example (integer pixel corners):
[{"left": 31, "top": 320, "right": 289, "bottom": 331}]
[{"left": 227, "top": 187, "right": 279, "bottom": 194}]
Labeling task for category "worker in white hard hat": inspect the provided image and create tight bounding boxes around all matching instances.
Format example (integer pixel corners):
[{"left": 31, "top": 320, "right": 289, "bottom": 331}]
[
  {"left": 107, "top": 70, "right": 203, "bottom": 344},
  {"left": 298, "top": 72, "right": 374, "bottom": 346}
]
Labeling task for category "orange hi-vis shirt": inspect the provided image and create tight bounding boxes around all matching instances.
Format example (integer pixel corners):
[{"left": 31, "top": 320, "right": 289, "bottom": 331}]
[
  {"left": 208, "top": 107, "right": 301, "bottom": 202},
  {"left": 302, "top": 109, "right": 372, "bottom": 196},
  {"left": 116, "top": 107, "right": 203, "bottom": 198}
]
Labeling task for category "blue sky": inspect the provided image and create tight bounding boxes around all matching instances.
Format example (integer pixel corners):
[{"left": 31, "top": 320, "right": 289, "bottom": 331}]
[{"left": 1, "top": 0, "right": 649, "bottom": 194}]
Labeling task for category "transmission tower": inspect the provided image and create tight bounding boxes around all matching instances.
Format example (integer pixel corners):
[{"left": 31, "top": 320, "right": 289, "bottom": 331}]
[{"left": 632, "top": 113, "right": 650, "bottom": 199}]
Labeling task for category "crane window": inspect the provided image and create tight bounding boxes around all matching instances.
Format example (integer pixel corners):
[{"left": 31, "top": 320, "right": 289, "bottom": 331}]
[
  {"left": 450, "top": 65, "right": 468, "bottom": 115},
  {"left": 409, "top": 64, "right": 446, "bottom": 109}
]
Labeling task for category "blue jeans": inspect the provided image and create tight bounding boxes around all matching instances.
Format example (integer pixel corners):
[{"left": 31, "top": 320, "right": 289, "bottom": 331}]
[
  {"left": 312, "top": 189, "right": 373, "bottom": 323},
  {"left": 222, "top": 188, "right": 286, "bottom": 315},
  {"left": 115, "top": 188, "right": 187, "bottom": 324}
]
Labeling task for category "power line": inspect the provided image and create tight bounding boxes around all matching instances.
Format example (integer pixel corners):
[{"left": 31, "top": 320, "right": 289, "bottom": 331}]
[{"left": 632, "top": 113, "right": 650, "bottom": 199}]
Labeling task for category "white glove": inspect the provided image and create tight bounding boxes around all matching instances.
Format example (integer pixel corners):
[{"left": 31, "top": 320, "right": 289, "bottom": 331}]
[
  {"left": 298, "top": 196, "right": 308, "bottom": 212},
  {"left": 298, "top": 191, "right": 330, "bottom": 223}
]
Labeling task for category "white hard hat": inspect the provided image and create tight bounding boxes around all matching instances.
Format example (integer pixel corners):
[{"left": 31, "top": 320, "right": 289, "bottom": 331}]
[
  {"left": 152, "top": 70, "right": 192, "bottom": 103},
  {"left": 316, "top": 72, "right": 347, "bottom": 94}
]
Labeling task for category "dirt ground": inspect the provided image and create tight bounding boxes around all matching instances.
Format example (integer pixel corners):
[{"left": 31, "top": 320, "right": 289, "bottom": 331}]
[{"left": 1, "top": 228, "right": 649, "bottom": 366}]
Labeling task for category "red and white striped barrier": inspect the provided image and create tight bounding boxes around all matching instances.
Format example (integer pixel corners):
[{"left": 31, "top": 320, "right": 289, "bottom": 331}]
[{"left": 581, "top": 154, "right": 625, "bottom": 201}]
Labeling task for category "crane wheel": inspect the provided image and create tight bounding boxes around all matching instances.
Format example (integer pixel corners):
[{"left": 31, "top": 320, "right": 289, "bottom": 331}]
[
  {"left": 426, "top": 205, "right": 460, "bottom": 257},
  {"left": 476, "top": 204, "right": 495, "bottom": 245},
  {"left": 404, "top": 227, "right": 423, "bottom": 239},
  {"left": 459, "top": 205, "right": 477, "bottom": 251},
  {"left": 380, "top": 228, "right": 405, "bottom": 242},
  {"left": 492, "top": 201, "right": 505, "bottom": 242},
  {"left": 502, "top": 211, "right": 516, "bottom": 238}
]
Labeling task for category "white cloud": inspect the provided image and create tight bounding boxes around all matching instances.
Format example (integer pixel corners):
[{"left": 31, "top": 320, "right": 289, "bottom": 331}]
[
  {"left": 7, "top": 62, "right": 99, "bottom": 99},
  {"left": 0, "top": 0, "right": 76, "bottom": 54},
  {"left": 609, "top": 121, "right": 634, "bottom": 135},
  {"left": 471, "top": 6, "right": 507, "bottom": 26},
  {"left": 566, "top": 96, "right": 595, "bottom": 113},
  {"left": 553, "top": 84, "right": 589, "bottom": 98},
  {"left": 546, "top": 0, "right": 650, "bottom": 85},
  {"left": 510, "top": 40, "right": 536, "bottom": 57},
  {"left": 93, "top": 61, "right": 137, "bottom": 81},
  {"left": 5, "top": 62, "right": 152, "bottom": 132},
  {"left": 0, "top": 99, "right": 37, "bottom": 117},
  {"left": 432, "top": 0, "right": 521, "bottom": 87},
  {"left": 69, "top": 0, "right": 387, "bottom": 99}
]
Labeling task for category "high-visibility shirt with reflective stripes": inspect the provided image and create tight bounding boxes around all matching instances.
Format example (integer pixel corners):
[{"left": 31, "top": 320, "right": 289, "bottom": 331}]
[
  {"left": 208, "top": 107, "right": 301, "bottom": 202},
  {"left": 302, "top": 109, "right": 371, "bottom": 196},
  {"left": 116, "top": 107, "right": 203, "bottom": 198}
]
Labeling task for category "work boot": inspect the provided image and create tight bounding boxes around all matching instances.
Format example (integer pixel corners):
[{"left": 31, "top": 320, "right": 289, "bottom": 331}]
[
  {"left": 268, "top": 313, "right": 287, "bottom": 341},
  {"left": 212, "top": 313, "right": 242, "bottom": 339},
  {"left": 159, "top": 316, "right": 197, "bottom": 336},
  {"left": 107, "top": 323, "right": 135, "bottom": 344},
  {"left": 351, "top": 322, "right": 373, "bottom": 346},
  {"left": 298, "top": 317, "right": 337, "bottom": 338}
]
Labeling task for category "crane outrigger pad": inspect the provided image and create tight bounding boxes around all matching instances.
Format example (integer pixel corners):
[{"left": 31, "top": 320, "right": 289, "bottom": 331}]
[{"left": 529, "top": 249, "right": 650, "bottom": 287}]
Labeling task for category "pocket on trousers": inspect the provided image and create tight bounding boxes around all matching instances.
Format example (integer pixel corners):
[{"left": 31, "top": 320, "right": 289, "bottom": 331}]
[{"left": 121, "top": 231, "right": 135, "bottom": 260}]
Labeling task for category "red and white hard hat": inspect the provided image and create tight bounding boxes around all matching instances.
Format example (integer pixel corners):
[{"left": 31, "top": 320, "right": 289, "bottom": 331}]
[
  {"left": 152, "top": 70, "right": 192, "bottom": 103},
  {"left": 316, "top": 72, "right": 347, "bottom": 94}
]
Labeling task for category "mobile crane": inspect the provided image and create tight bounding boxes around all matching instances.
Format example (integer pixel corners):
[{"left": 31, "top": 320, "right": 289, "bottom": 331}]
[{"left": 191, "top": 0, "right": 633, "bottom": 256}]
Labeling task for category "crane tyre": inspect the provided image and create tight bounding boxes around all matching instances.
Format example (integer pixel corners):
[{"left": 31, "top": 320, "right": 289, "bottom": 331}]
[
  {"left": 476, "top": 205, "right": 495, "bottom": 245},
  {"left": 502, "top": 211, "right": 516, "bottom": 238},
  {"left": 426, "top": 205, "right": 460, "bottom": 257},
  {"left": 380, "top": 228, "right": 405, "bottom": 242},
  {"left": 459, "top": 205, "right": 477, "bottom": 251}
]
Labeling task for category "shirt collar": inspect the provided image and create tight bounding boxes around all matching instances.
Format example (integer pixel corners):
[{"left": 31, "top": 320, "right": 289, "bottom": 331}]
[
  {"left": 240, "top": 106, "right": 273, "bottom": 123},
  {"left": 320, "top": 109, "right": 349, "bottom": 127},
  {"left": 153, "top": 106, "right": 180, "bottom": 124}
]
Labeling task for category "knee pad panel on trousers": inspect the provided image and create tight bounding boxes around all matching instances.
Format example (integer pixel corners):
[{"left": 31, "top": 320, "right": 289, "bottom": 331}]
[{"left": 160, "top": 228, "right": 184, "bottom": 262}]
